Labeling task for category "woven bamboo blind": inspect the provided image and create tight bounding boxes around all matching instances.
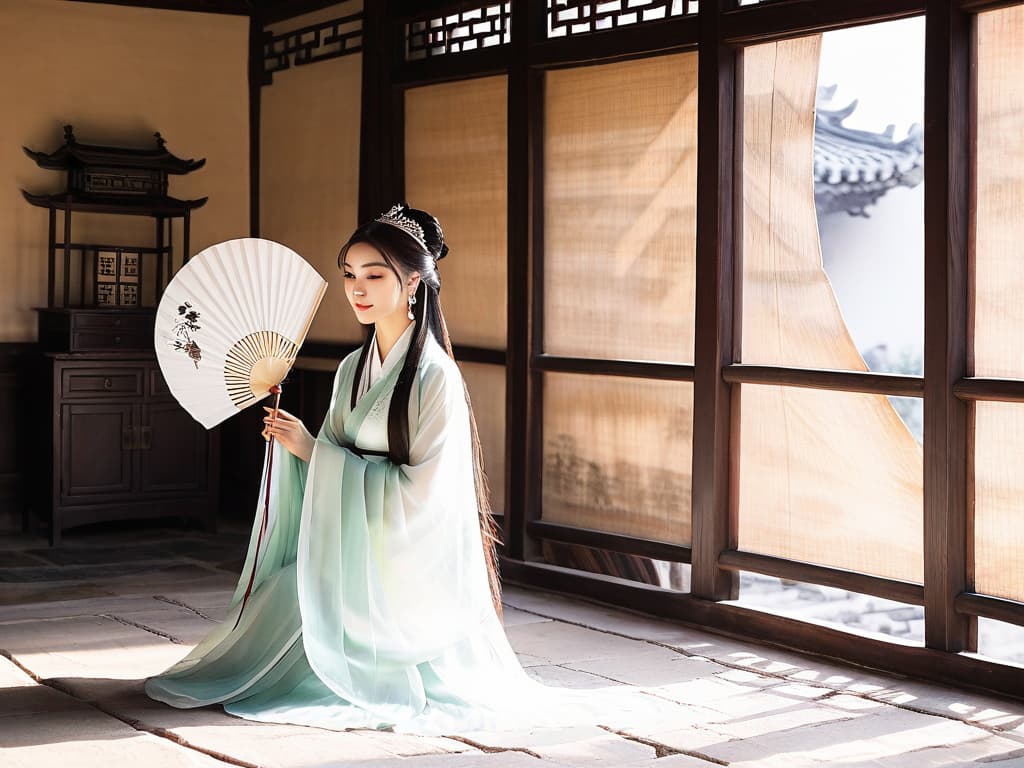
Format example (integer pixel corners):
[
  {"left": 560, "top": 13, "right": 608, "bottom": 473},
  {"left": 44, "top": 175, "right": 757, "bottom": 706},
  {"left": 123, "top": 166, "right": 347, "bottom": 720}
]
[
  {"left": 738, "top": 37, "right": 923, "bottom": 582},
  {"left": 543, "top": 53, "right": 698, "bottom": 364},
  {"left": 459, "top": 361, "right": 506, "bottom": 515},
  {"left": 972, "top": 6, "right": 1024, "bottom": 603},
  {"left": 405, "top": 75, "right": 508, "bottom": 350},
  {"left": 542, "top": 373, "right": 693, "bottom": 546},
  {"left": 540, "top": 53, "right": 698, "bottom": 545},
  {"left": 404, "top": 75, "right": 508, "bottom": 516}
]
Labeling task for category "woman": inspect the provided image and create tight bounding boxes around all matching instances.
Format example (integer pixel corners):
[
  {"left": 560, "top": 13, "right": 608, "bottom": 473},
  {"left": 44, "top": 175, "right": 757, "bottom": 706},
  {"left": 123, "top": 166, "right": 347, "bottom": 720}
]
[{"left": 145, "top": 204, "right": 655, "bottom": 734}]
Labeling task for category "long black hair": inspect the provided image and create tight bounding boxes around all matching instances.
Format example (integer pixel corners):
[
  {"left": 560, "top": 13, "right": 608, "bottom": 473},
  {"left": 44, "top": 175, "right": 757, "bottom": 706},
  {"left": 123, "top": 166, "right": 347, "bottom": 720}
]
[{"left": 337, "top": 203, "right": 503, "bottom": 619}]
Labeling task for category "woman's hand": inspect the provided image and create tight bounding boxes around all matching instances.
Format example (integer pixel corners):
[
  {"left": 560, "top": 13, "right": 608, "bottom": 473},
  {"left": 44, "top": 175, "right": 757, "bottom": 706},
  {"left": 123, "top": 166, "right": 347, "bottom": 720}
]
[{"left": 262, "top": 406, "right": 316, "bottom": 463}]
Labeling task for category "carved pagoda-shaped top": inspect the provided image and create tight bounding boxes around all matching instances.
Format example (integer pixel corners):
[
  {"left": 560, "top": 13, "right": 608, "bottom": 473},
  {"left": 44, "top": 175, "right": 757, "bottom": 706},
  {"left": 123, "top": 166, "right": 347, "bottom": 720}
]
[{"left": 22, "top": 125, "right": 206, "bottom": 216}]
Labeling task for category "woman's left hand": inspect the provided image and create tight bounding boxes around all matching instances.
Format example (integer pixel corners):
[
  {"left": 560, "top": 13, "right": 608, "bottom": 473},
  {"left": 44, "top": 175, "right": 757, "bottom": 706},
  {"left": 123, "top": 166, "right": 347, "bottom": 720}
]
[{"left": 262, "top": 406, "right": 316, "bottom": 463}]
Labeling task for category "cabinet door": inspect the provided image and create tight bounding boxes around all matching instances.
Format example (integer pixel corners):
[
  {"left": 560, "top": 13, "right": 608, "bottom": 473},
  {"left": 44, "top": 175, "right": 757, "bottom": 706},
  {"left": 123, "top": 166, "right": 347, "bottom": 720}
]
[
  {"left": 139, "top": 402, "right": 208, "bottom": 494},
  {"left": 60, "top": 403, "right": 134, "bottom": 501}
]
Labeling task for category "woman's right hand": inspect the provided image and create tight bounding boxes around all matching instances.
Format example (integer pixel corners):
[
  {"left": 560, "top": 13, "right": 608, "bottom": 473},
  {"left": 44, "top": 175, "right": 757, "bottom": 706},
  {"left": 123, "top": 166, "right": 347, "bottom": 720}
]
[{"left": 262, "top": 406, "right": 316, "bottom": 463}]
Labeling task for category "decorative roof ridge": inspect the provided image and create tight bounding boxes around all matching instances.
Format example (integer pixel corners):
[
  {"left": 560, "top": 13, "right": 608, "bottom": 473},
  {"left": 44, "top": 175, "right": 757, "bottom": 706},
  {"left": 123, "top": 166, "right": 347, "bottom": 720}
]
[{"left": 23, "top": 125, "right": 205, "bottom": 174}]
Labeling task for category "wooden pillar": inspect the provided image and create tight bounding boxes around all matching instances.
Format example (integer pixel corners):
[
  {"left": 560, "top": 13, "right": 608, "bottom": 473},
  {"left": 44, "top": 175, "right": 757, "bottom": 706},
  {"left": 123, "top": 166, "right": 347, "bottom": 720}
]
[
  {"left": 691, "top": 0, "right": 739, "bottom": 601},
  {"left": 505, "top": 0, "right": 543, "bottom": 562},
  {"left": 923, "top": 0, "right": 973, "bottom": 652}
]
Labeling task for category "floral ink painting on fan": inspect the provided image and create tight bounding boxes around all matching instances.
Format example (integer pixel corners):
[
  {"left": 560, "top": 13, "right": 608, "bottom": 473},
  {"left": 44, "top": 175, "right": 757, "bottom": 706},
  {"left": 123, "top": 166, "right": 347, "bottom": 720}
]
[{"left": 154, "top": 238, "right": 328, "bottom": 429}]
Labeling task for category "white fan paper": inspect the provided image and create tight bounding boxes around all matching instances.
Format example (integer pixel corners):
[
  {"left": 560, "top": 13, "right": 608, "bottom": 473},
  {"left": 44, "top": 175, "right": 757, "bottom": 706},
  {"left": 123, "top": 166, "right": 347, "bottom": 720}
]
[{"left": 155, "top": 238, "right": 328, "bottom": 429}]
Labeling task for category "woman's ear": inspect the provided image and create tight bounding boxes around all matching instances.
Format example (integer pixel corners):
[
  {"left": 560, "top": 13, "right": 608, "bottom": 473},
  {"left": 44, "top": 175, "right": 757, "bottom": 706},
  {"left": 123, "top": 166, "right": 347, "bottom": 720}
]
[{"left": 407, "top": 271, "right": 421, "bottom": 293}]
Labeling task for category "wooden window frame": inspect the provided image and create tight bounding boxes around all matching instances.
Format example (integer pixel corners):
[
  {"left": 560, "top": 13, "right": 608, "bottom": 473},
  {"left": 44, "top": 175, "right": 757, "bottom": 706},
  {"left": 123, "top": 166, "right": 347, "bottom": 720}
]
[{"left": 357, "top": 0, "right": 1024, "bottom": 700}]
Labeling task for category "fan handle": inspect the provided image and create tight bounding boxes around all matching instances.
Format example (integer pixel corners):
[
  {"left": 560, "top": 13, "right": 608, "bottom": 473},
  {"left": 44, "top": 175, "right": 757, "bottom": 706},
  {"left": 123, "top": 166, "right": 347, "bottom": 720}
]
[{"left": 233, "top": 384, "right": 282, "bottom": 630}]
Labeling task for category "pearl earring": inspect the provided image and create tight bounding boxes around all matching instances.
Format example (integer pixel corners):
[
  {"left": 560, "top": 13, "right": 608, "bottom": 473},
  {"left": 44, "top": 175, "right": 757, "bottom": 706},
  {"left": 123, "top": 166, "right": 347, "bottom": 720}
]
[{"left": 407, "top": 292, "right": 417, "bottom": 320}]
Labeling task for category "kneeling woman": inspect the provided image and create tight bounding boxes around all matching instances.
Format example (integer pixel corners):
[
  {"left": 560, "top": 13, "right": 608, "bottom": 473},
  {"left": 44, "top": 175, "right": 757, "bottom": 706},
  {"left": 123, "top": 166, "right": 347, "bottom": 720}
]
[{"left": 146, "top": 204, "right": 584, "bottom": 734}]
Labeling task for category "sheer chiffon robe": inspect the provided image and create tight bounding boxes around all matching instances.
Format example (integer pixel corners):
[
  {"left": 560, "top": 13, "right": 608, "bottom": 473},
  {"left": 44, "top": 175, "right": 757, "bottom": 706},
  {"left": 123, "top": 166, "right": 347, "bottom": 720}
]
[{"left": 145, "top": 326, "right": 650, "bottom": 733}]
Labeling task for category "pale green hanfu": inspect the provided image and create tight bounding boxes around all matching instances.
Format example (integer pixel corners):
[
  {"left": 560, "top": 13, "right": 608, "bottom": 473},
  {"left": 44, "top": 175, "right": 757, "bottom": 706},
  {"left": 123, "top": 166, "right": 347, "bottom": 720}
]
[{"left": 145, "top": 325, "right": 653, "bottom": 734}]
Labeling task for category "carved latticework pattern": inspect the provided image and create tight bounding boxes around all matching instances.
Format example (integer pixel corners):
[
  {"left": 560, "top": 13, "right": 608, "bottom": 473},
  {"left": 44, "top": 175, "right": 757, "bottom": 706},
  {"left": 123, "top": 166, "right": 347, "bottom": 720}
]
[
  {"left": 405, "top": 3, "right": 511, "bottom": 61},
  {"left": 547, "top": 0, "right": 694, "bottom": 38},
  {"left": 263, "top": 12, "right": 363, "bottom": 80}
]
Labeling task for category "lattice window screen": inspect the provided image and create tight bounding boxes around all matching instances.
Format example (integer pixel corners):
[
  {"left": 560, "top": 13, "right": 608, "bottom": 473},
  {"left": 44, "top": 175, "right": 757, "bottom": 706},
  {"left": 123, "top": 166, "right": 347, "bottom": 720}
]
[
  {"left": 738, "top": 37, "right": 923, "bottom": 582},
  {"left": 547, "top": 0, "right": 695, "bottom": 39},
  {"left": 972, "top": 6, "right": 1024, "bottom": 603},
  {"left": 406, "top": 3, "right": 511, "bottom": 60},
  {"left": 544, "top": 53, "right": 698, "bottom": 363}
]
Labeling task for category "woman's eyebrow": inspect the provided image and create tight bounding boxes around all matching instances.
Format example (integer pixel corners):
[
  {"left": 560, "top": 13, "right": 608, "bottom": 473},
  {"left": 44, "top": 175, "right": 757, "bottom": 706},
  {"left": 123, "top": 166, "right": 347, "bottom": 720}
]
[{"left": 342, "top": 261, "right": 391, "bottom": 269}]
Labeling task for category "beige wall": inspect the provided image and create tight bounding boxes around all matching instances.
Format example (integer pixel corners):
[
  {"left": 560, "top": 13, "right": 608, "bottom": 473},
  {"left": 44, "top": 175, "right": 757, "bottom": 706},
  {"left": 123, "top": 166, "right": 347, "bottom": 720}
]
[
  {"left": 261, "top": 2, "right": 363, "bottom": 344},
  {"left": 0, "top": 0, "right": 249, "bottom": 342}
]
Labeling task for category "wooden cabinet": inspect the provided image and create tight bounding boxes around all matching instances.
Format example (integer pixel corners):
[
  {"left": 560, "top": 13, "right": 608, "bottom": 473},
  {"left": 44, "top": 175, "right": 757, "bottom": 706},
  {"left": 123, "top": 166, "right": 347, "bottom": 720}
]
[{"left": 38, "top": 350, "right": 219, "bottom": 544}]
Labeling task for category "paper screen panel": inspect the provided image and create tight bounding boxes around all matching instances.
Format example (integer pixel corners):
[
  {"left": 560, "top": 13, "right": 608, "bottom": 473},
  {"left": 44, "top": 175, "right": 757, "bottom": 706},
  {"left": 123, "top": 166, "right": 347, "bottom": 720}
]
[
  {"left": 737, "top": 36, "right": 923, "bottom": 582},
  {"left": 974, "top": 6, "right": 1024, "bottom": 379},
  {"left": 459, "top": 361, "right": 506, "bottom": 515},
  {"left": 261, "top": 53, "right": 361, "bottom": 344},
  {"left": 738, "top": 385, "right": 922, "bottom": 582},
  {"left": 742, "top": 38, "right": 871, "bottom": 370},
  {"left": 542, "top": 373, "right": 692, "bottom": 546},
  {"left": 973, "top": 5, "right": 1024, "bottom": 603},
  {"left": 543, "top": 53, "right": 697, "bottom": 363},
  {"left": 974, "top": 402, "right": 1024, "bottom": 602},
  {"left": 405, "top": 76, "right": 508, "bottom": 350}
]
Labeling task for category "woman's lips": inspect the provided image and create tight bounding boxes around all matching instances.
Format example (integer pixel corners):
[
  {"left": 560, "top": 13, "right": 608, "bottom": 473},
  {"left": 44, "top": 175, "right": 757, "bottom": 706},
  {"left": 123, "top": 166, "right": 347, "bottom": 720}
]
[{"left": 354, "top": 303, "right": 373, "bottom": 311}]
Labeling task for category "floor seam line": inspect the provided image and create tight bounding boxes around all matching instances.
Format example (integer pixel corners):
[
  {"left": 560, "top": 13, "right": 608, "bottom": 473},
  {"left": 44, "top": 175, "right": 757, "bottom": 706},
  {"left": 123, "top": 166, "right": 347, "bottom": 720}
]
[{"left": 0, "top": 648, "right": 250, "bottom": 767}]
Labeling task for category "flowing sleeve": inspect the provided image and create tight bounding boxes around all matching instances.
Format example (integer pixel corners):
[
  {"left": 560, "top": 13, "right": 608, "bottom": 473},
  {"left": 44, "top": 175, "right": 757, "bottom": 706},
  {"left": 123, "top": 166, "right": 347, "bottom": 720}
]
[{"left": 295, "top": 355, "right": 494, "bottom": 720}]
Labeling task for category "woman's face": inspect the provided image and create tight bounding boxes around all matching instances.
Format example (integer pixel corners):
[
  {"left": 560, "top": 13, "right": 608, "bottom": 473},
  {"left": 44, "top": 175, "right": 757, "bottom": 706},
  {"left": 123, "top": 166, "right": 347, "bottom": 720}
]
[{"left": 342, "top": 242, "right": 414, "bottom": 326}]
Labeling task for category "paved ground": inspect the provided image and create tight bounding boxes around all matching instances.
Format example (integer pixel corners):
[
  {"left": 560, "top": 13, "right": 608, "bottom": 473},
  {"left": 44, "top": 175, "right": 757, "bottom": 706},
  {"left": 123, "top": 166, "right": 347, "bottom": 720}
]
[{"left": 2, "top": 523, "right": 1024, "bottom": 767}]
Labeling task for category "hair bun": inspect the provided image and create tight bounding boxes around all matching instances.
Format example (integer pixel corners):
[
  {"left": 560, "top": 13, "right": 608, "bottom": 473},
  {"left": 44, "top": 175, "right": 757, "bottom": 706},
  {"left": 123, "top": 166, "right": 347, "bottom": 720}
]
[{"left": 436, "top": 242, "right": 449, "bottom": 261}]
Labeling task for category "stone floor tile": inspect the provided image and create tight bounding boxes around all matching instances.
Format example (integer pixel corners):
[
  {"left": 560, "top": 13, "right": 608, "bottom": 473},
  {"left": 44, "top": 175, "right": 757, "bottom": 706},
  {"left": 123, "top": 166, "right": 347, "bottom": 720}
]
[
  {"left": 458, "top": 724, "right": 611, "bottom": 751},
  {"left": 525, "top": 663, "right": 625, "bottom": 690},
  {"left": 504, "top": 619, "right": 654, "bottom": 665},
  {"left": 0, "top": 595, "right": 162, "bottom": 623},
  {"left": 698, "top": 686, "right": 841, "bottom": 721},
  {"left": 0, "top": 615, "right": 184, "bottom": 679},
  {"left": 99, "top": 565, "right": 236, "bottom": 594},
  {"left": 703, "top": 699, "right": 855, "bottom": 739},
  {"left": 105, "top": 605, "right": 217, "bottom": 645},
  {"left": 860, "top": 676, "right": 1024, "bottom": 730},
  {"left": 851, "top": 735, "right": 1024, "bottom": 766},
  {"left": 652, "top": 669, "right": 778, "bottom": 709},
  {"left": 770, "top": 682, "right": 835, "bottom": 699},
  {"left": 621, "top": 754, "right": 727, "bottom": 767},
  {"left": 500, "top": 606, "right": 553, "bottom": 628},
  {"left": 150, "top": 590, "right": 232, "bottom": 621},
  {"left": 512, "top": 651, "right": 548, "bottom": 667},
  {"left": 501, "top": 589, "right": 711, "bottom": 648},
  {"left": 166, "top": 722, "right": 402, "bottom": 766},
  {"left": 620, "top": 721, "right": 733, "bottom": 755},
  {"left": 703, "top": 705, "right": 992, "bottom": 765},
  {"left": 538, "top": 731, "right": 657, "bottom": 764},
  {"left": 0, "top": 682, "right": 84, "bottom": 718},
  {"left": 0, "top": 655, "right": 34, "bottom": 687},
  {"left": 564, "top": 649, "right": 717, "bottom": 688},
  {"left": 349, "top": 727, "right": 474, "bottom": 757},
  {"left": 819, "top": 693, "right": 890, "bottom": 712},
  {"left": 313, "top": 751, "right": 559, "bottom": 768},
  {"left": 983, "top": 757, "right": 1024, "bottom": 767},
  {"left": 0, "top": 581, "right": 117, "bottom": 606}
]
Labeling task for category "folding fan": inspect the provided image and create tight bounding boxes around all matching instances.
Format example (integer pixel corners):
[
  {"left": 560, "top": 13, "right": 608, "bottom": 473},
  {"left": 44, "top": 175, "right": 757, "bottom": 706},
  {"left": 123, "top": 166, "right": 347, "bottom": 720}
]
[{"left": 155, "top": 238, "right": 328, "bottom": 429}]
